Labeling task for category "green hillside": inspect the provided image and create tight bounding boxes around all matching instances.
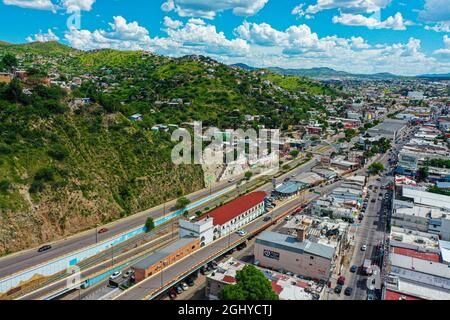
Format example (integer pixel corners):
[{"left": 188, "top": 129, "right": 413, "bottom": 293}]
[{"left": 0, "top": 42, "right": 338, "bottom": 254}]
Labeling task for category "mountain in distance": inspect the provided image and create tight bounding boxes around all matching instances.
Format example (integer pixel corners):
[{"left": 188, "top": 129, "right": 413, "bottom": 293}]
[
  {"left": 230, "top": 63, "right": 258, "bottom": 71},
  {"left": 417, "top": 72, "right": 450, "bottom": 80},
  {"left": 231, "top": 64, "right": 404, "bottom": 80}
]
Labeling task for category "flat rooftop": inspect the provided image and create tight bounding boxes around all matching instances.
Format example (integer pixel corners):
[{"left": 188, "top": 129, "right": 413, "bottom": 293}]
[
  {"left": 256, "top": 231, "right": 335, "bottom": 260},
  {"left": 133, "top": 237, "right": 196, "bottom": 270}
]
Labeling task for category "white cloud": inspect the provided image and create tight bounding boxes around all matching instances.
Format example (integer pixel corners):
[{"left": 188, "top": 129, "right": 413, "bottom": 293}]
[
  {"left": 3, "top": 0, "right": 95, "bottom": 11},
  {"left": 350, "top": 36, "right": 370, "bottom": 48},
  {"left": 234, "top": 21, "right": 288, "bottom": 46},
  {"left": 425, "top": 22, "right": 450, "bottom": 32},
  {"left": 332, "top": 12, "right": 413, "bottom": 30},
  {"left": 61, "top": 0, "right": 95, "bottom": 11},
  {"left": 305, "top": 0, "right": 391, "bottom": 14},
  {"left": 26, "top": 29, "right": 59, "bottom": 42},
  {"left": 163, "top": 16, "right": 183, "bottom": 29},
  {"left": 419, "top": 0, "right": 450, "bottom": 23},
  {"left": 65, "top": 16, "right": 249, "bottom": 57},
  {"left": 433, "top": 35, "right": 450, "bottom": 56},
  {"left": 161, "top": 0, "right": 269, "bottom": 19},
  {"left": 3, "top": 0, "right": 57, "bottom": 11}
]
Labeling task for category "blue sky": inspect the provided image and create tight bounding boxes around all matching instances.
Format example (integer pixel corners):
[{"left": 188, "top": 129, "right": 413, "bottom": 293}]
[{"left": 0, "top": 0, "right": 449, "bottom": 75}]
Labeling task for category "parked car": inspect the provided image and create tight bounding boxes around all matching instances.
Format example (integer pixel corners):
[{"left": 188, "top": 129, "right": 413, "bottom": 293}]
[
  {"left": 345, "top": 287, "right": 353, "bottom": 296},
  {"left": 263, "top": 216, "right": 272, "bottom": 222},
  {"left": 334, "top": 285, "right": 343, "bottom": 294},
  {"left": 168, "top": 289, "right": 177, "bottom": 300},
  {"left": 38, "top": 245, "right": 52, "bottom": 253},
  {"left": 361, "top": 245, "right": 367, "bottom": 251},
  {"left": 285, "top": 215, "right": 292, "bottom": 221},
  {"left": 123, "top": 270, "right": 134, "bottom": 278},
  {"left": 236, "top": 230, "right": 247, "bottom": 237},
  {"left": 209, "top": 261, "right": 218, "bottom": 270},
  {"left": 181, "top": 282, "right": 189, "bottom": 291},
  {"left": 110, "top": 271, "right": 122, "bottom": 280},
  {"left": 337, "top": 276, "right": 346, "bottom": 285},
  {"left": 175, "top": 285, "right": 183, "bottom": 294},
  {"left": 350, "top": 265, "right": 358, "bottom": 273},
  {"left": 186, "top": 277, "right": 195, "bottom": 287}
]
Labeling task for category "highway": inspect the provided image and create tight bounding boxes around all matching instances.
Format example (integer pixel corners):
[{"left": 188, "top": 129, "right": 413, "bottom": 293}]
[{"left": 0, "top": 179, "right": 239, "bottom": 279}]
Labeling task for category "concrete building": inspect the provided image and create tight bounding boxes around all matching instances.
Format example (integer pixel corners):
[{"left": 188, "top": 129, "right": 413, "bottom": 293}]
[
  {"left": 392, "top": 187, "right": 450, "bottom": 241},
  {"left": 179, "top": 218, "right": 215, "bottom": 247},
  {"left": 178, "top": 192, "right": 266, "bottom": 244},
  {"left": 367, "top": 119, "right": 408, "bottom": 141},
  {"left": 132, "top": 237, "right": 200, "bottom": 282},
  {"left": 254, "top": 230, "right": 336, "bottom": 281},
  {"left": 385, "top": 253, "right": 450, "bottom": 300}
]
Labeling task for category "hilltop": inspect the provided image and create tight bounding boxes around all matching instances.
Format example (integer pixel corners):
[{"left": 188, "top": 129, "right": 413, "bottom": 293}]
[{"left": 0, "top": 42, "right": 338, "bottom": 254}]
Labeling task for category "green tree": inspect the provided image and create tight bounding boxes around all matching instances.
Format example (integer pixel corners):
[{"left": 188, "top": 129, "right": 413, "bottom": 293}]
[
  {"left": 2, "top": 53, "right": 18, "bottom": 71},
  {"left": 219, "top": 265, "right": 279, "bottom": 300},
  {"left": 175, "top": 197, "right": 191, "bottom": 210},
  {"left": 368, "top": 162, "right": 385, "bottom": 175},
  {"left": 418, "top": 166, "right": 429, "bottom": 181},
  {"left": 145, "top": 217, "right": 155, "bottom": 232},
  {"left": 244, "top": 171, "right": 253, "bottom": 181},
  {"left": 290, "top": 149, "right": 300, "bottom": 158}
]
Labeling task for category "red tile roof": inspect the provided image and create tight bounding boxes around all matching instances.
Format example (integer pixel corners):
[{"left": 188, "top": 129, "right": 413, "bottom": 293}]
[
  {"left": 222, "top": 275, "right": 236, "bottom": 284},
  {"left": 207, "top": 191, "right": 267, "bottom": 226},
  {"left": 393, "top": 247, "right": 440, "bottom": 263},
  {"left": 385, "top": 290, "right": 422, "bottom": 301}
]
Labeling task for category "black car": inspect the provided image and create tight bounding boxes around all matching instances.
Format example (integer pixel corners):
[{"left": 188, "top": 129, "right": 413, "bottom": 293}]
[
  {"left": 186, "top": 277, "right": 195, "bottom": 287},
  {"left": 345, "top": 287, "right": 353, "bottom": 296},
  {"left": 334, "top": 285, "right": 343, "bottom": 294},
  {"left": 38, "top": 245, "right": 52, "bottom": 253},
  {"left": 200, "top": 266, "right": 207, "bottom": 275},
  {"left": 263, "top": 216, "right": 272, "bottom": 222}
]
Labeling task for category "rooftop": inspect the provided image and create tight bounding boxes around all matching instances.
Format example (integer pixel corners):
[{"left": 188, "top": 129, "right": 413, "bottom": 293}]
[
  {"left": 207, "top": 191, "right": 266, "bottom": 226},
  {"left": 402, "top": 186, "right": 450, "bottom": 211},
  {"left": 256, "top": 231, "right": 335, "bottom": 260},
  {"left": 132, "top": 237, "right": 196, "bottom": 270}
]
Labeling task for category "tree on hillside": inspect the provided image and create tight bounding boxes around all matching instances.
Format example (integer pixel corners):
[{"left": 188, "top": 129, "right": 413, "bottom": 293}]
[
  {"left": 244, "top": 171, "right": 253, "bottom": 181},
  {"left": 1, "top": 53, "right": 18, "bottom": 71},
  {"left": 219, "top": 265, "right": 279, "bottom": 300},
  {"left": 368, "top": 162, "right": 385, "bottom": 175},
  {"left": 175, "top": 197, "right": 191, "bottom": 210}
]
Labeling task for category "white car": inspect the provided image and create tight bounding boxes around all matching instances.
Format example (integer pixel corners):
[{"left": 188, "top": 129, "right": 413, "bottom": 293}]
[
  {"left": 361, "top": 245, "right": 367, "bottom": 251},
  {"left": 181, "top": 282, "right": 189, "bottom": 291},
  {"left": 236, "top": 230, "right": 247, "bottom": 237},
  {"left": 110, "top": 271, "right": 122, "bottom": 280}
]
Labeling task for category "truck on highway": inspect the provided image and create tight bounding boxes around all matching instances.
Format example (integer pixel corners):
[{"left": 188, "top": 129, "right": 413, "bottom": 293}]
[{"left": 362, "top": 259, "right": 373, "bottom": 276}]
